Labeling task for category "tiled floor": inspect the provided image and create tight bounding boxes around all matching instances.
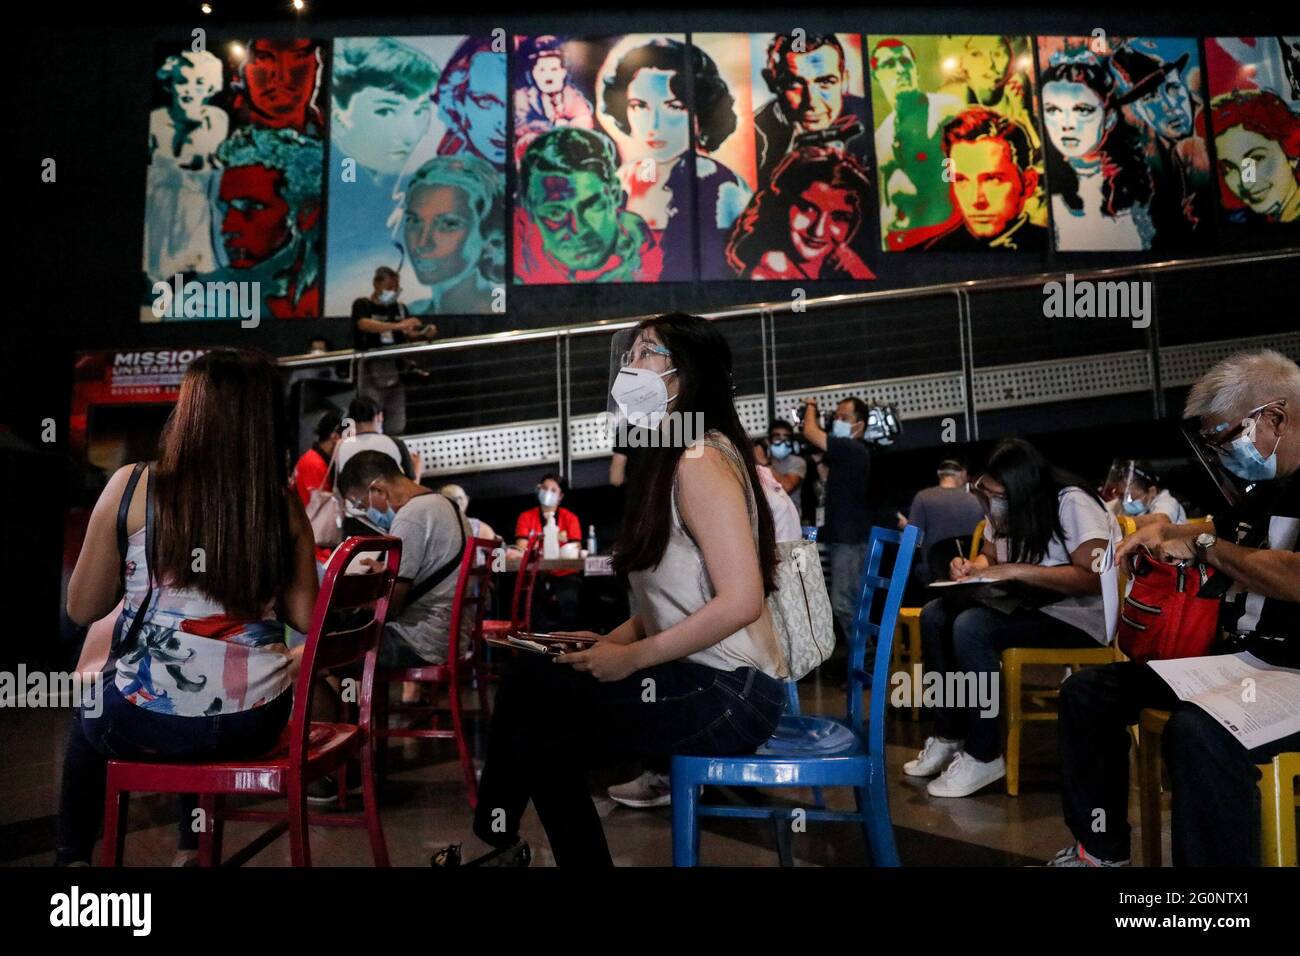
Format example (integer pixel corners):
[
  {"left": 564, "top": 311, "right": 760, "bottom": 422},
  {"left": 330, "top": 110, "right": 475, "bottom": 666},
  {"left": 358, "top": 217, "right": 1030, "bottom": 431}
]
[{"left": 0, "top": 668, "right": 1172, "bottom": 867}]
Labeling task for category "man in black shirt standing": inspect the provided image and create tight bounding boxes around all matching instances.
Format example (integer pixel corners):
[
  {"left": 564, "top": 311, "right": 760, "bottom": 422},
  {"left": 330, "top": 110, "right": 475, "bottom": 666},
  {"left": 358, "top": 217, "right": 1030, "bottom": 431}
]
[
  {"left": 352, "top": 266, "right": 437, "bottom": 436},
  {"left": 1051, "top": 349, "right": 1300, "bottom": 867},
  {"left": 802, "top": 396, "right": 872, "bottom": 645}
]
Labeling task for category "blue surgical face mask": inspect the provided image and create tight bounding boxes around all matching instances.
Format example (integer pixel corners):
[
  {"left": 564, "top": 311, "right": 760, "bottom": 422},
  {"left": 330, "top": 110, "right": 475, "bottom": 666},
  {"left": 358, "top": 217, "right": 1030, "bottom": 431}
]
[
  {"left": 770, "top": 440, "right": 792, "bottom": 460},
  {"left": 377, "top": 289, "right": 397, "bottom": 305},
  {"left": 1121, "top": 497, "right": 1149, "bottom": 516},
  {"left": 831, "top": 419, "right": 853, "bottom": 439},
  {"left": 538, "top": 488, "right": 560, "bottom": 508},
  {"left": 367, "top": 505, "right": 396, "bottom": 531},
  {"left": 1219, "top": 417, "right": 1281, "bottom": 482}
]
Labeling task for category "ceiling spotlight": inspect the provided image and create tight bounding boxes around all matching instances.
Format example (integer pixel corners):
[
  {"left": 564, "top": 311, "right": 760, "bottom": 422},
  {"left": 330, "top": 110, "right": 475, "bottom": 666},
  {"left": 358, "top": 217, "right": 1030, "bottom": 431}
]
[
  {"left": 200, "top": 2, "right": 211, "bottom": 12},
  {"left": 292, "top": 0, "right": 305, "bottom": 10}
]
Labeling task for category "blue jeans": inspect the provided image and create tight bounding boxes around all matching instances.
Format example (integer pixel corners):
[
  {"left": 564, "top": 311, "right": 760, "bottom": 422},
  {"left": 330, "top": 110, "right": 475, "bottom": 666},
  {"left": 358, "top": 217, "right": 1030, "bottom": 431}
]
[
  {"left": 55, "top": 678, "right": 292, "bottom": 864},
  {"left": 920, "top": 597, "right": 1096, "bottom": 762},
  {"left": 473, "top": 653, "right": 786, "bottom": 866}
]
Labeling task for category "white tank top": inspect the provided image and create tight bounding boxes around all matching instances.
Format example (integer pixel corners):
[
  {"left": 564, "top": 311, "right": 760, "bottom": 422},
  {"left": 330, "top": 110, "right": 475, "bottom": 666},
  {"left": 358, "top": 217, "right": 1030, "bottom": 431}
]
[{"left": 627, "top": 432, "right": 784, "bottom": 678}]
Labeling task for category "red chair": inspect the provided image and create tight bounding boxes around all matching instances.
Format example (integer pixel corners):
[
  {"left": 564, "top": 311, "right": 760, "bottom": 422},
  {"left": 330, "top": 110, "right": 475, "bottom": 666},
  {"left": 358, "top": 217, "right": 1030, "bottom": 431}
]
[
  {"left": 483, "top": 532, "right": 543, "bottom": 639},
  {"left": 374, "top": 535, "right": 500, "bottom": 809},
  {"left": 100, "top": 535, "right": 401, "bottom": 867}
]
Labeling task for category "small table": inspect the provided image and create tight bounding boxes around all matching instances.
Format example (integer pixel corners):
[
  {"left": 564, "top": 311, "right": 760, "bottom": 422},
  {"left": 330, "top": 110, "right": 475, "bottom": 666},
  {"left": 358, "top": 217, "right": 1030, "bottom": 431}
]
[{"left": 502, "top": 555, "right": 614, "bottom": 576}]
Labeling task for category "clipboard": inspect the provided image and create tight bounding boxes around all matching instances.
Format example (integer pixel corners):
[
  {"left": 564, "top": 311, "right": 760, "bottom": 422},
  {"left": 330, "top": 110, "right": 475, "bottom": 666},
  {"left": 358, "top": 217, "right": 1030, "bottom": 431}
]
[
  {"left": 483, "top": 632, "right": 600, "bottom": 656},
  {"left": 927, "top": 578, "right": 1059, "bottom": 615}
]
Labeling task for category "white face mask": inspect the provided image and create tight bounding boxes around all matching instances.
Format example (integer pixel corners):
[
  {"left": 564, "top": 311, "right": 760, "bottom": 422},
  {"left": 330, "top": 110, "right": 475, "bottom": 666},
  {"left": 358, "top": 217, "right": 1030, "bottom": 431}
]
[
  {"left": 538, "top": 488, "right": 560, "bottom": 508},
  {"left": 377, "top": 289, "right": 397, "bottom": 304},
  {"left": 610, "top": 365, "right": 677, "bottom": 426}
]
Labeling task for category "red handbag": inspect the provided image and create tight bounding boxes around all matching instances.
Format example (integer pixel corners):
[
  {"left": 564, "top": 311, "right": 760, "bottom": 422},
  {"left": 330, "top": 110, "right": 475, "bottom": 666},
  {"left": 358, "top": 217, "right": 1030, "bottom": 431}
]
[{"left": 1117, "top": 547, "right": 1221, "bottom": 663}]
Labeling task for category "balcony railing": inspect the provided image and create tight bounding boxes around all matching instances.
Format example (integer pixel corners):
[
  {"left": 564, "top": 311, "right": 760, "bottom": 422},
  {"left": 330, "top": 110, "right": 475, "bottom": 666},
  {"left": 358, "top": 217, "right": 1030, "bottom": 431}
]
[{"left": 279, "top": 248, "right": 1300, "bottom": 481}]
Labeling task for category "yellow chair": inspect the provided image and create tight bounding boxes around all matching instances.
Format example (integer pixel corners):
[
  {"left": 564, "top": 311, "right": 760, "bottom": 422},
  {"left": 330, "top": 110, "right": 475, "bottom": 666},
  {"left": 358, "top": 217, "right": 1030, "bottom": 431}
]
[
  {"left": 892, "top": 520, "right": 985, "bottom": 720},
  {"left": 1139, "top": 710, "right": 1297, "bottom": 867},
  {"left": 1001, "top": 517, "right": 1131, "bottom": 796},
  {"left": 1258, "top": 751, "right": 1300, "bottom": 867},
  {"left": 1137, "top": 707, "right": 1171, "bottom": 866}
]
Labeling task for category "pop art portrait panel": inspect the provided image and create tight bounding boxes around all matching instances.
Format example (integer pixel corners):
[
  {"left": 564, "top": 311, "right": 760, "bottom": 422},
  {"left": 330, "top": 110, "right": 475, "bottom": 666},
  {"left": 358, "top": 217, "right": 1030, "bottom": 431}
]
[
  {"left": 868, "top": 34, "right": 1045, "bottom": 252},
  {"left": 1037, "top": 36, "right": 1213, "bottom": 253},
  {"left": 325, "top": 36, "right": 506, "bottom": 318},
  {"left": 707, "top": 32, "right": 876, "bottom": 280},
  {"left": 1204, "top": 37, "right": 1300, "bottom": 231},
  {"left": 512, "top": 34, "right": 688, "bottom": 284},
  {"left": 142, "top": 39, "right": 328, "bottom": 322}
]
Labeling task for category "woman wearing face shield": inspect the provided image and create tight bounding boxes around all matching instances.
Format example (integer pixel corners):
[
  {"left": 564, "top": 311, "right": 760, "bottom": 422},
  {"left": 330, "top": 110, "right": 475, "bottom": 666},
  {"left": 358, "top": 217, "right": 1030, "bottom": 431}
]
[
  {"left": 905, "top": 438, "right": 1118, "bottom": 800},
  {"left": 1101, "top": 459, "right": 1187, "bottom": 529},
  {"left": 432, "top": 313, "right": 786, "bottom": 867}
]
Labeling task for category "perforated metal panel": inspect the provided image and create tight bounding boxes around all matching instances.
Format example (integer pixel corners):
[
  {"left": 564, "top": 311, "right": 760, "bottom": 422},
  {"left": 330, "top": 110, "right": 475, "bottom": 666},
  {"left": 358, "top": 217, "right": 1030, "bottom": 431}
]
[
  {"left": 776, "top": 371, "right": 966, "bottom": 422},
  {"left": 399, "top": 333, "right": 1300, "bottom": 477},
  {"left": 1159, "top": 334, "right": 1300, "bottom": 387},
  {"left": 403, "top": 420, "right": 562, "bottom": 476},
  {"left": 972, "top": 349, "right": 1151, "bottom": 410},
  {"left": 736, "top": 395, "right": 769, "bottom": 436}
]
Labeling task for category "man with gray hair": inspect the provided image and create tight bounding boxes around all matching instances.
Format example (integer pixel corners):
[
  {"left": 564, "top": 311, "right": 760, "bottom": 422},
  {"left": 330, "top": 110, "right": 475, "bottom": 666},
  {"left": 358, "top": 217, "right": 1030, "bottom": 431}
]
[{"left": 1049, "top": 349, "right": 1300, "bottom": 867}]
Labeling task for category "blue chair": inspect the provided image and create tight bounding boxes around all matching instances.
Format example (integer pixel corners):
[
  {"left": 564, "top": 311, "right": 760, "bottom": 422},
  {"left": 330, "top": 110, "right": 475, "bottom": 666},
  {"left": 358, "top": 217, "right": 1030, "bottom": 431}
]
[{"left": 670, "top": 524, "right": 919, "bottom": 866}]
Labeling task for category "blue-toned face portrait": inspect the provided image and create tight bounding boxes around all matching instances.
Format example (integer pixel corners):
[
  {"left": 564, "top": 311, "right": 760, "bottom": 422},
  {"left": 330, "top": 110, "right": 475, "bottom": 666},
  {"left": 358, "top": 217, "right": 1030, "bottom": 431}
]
[
  {"left": 462, "top": 51, "right": 507, "bottom": 166},
  {"left": 626, "top": 67, "right": 689, "bottom": 162},
  {"left": 1043, "top": 79, "right": 1109, "bottom": 158},
  {"left": 335, "top": 86, "right": 433, "bottom": 175}
]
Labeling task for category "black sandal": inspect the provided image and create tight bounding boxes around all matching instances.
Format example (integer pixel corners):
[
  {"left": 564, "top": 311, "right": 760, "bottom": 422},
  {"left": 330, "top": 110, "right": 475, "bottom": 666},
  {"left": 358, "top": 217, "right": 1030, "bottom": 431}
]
[{"left": 430, "top": 840, "right": 530, "bottom": 868}]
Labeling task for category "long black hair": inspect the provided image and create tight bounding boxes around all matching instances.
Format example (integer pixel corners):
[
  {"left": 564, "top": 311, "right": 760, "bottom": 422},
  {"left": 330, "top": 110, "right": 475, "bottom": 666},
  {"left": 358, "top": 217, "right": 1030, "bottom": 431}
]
[
  {"left": 984, "top": 438, "right": 1103, "bottom": 565},
  {"left": 612, "top": 313, "right": 778, "bottom": 595}
]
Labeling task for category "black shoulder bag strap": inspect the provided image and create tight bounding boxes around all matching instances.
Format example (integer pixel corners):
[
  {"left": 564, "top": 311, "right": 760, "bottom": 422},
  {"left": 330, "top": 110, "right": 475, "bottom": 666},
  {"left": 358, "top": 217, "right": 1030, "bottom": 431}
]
[
  {"left": 112, "top": 463, "right": 157, "bottom": 659},
  {"left": 405, "top": 494, "right": 468, "bottom": 605},
  {"left": 116, "top": 461, "right": 148, "bottom": 590}
]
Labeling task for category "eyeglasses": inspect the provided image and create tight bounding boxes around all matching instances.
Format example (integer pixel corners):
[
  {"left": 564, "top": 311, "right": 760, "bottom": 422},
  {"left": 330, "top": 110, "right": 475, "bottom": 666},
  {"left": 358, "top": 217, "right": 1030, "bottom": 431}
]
[
  {"left": 1196, "top": 400, "right": 1286, "bottom": 455},
  {"left": 972, "top": 475, "right": 1006, "bottom": 500},
  {"left": 619, "top": 342, "right": 672, "bottom": 367}
]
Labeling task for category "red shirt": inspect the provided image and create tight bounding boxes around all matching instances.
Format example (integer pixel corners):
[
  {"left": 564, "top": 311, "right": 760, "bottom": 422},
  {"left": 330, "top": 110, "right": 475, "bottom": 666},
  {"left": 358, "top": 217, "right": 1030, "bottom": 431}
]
[
  {"left": 515, "top": 507, "right": 582, "bottom": 576},
  {"left": 292, "top": 446, "right": 330, "bottom": 506}
]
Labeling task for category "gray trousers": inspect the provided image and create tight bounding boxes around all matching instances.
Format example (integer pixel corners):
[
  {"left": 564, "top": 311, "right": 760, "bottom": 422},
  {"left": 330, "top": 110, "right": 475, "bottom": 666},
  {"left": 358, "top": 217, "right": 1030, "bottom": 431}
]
[{"left": 830, "top": 542, "right": 868, "bottom": 641}]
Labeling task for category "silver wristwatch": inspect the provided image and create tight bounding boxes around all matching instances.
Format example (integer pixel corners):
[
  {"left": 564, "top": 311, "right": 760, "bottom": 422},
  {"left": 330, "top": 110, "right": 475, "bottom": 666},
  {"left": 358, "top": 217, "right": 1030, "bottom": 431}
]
[{"left": 1194, "top": 531, "right": 1217, "bottom": 563}]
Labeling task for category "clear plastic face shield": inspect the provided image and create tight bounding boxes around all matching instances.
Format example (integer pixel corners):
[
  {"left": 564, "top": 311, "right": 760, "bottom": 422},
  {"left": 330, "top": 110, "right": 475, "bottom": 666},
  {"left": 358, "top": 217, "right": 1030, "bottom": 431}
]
[
  {"left": 1180, "top": 399, "right": 1287, "bottom": 507},
  {"left": 606, "top": 327, "right": 678, "bottom": 436},
  {"left": 1101, "top": 459, "right": 1154, "bottom": 514}
]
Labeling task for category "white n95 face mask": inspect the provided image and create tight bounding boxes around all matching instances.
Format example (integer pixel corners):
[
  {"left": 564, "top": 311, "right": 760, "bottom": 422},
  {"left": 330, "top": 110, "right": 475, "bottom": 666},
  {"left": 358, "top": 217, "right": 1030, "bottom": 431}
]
[{"left": 610, "top": 366, "right": 676, "bottom": 426}]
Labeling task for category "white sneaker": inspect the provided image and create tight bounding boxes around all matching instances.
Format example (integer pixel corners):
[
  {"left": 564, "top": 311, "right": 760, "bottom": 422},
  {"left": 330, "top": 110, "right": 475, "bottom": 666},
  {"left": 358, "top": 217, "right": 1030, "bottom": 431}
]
[
  {"left": 903, "top": 736, "right": 963, "bottom": 777},
  {"left": 926, "top": 752, "right": 1006, "bottom": 798},
  {"left": 607, "top": 771, "right": 672, "bottom": 808}
]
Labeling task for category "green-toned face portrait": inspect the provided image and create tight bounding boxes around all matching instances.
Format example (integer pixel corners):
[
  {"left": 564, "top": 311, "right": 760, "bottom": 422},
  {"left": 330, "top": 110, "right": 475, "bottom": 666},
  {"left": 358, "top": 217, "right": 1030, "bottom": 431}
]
[{"left": 526, "top": 168, "right": 622, "bottom": 271}]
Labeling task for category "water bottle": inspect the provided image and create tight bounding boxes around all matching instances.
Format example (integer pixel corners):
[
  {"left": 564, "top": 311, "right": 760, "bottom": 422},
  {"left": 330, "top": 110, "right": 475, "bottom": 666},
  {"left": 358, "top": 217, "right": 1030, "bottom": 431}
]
[
  {"left": 543, "top": 512, "right": 560, "bottom": 559},
  {"left": 586, "top": 524, "right": 598, "bottom": 554}
]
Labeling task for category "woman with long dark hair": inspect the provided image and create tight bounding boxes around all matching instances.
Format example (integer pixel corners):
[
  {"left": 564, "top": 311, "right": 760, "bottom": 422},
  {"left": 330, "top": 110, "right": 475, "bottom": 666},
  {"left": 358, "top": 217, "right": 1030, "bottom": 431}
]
[
  {"left": 1040, "top": 53, "right": 1154, "bottom": 250},
  {"left": 601, "top": 38, "right": 752, "bottom": 280},
  {"left": 437, "top": 312, "right": 787, "bottom": 867},
  {"left": 726, "top": 147, "right": 876, "bottom": 279},
  {"left": 906, "top": 438, "right": 1117, "bottom": 799},
  {"left": 57, "top": 348, "right": 319, "bottom": 864}
]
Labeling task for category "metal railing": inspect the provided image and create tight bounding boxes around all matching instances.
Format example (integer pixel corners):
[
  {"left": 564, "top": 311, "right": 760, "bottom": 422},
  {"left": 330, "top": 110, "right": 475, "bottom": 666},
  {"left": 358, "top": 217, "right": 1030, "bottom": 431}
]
[{"left": 279, "top": 248, "right": 1300, "bottom": 483}]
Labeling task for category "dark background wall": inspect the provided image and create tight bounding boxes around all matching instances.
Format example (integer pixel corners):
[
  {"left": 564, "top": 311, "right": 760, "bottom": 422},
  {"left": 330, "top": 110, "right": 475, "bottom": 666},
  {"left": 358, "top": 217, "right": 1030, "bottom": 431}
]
[{"left": 5, "top": 2, "right": 1297, "bottom": 670}]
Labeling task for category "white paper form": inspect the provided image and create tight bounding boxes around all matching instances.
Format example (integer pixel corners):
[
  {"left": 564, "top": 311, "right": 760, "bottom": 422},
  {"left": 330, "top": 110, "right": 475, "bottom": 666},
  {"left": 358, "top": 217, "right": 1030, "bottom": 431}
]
[{"left": 1148, "top": 652, "right": 1300, "bottom": 750}]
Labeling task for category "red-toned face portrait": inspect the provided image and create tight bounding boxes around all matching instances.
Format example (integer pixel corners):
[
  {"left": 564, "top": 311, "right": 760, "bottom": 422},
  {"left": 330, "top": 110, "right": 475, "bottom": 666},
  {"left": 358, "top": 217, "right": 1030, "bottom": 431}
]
[
  {"left": 218, "top": 164, "right": 291, "bottom": 267},
  {"left": 245, "top": 39, "right": 318, "bottom": 128}
]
